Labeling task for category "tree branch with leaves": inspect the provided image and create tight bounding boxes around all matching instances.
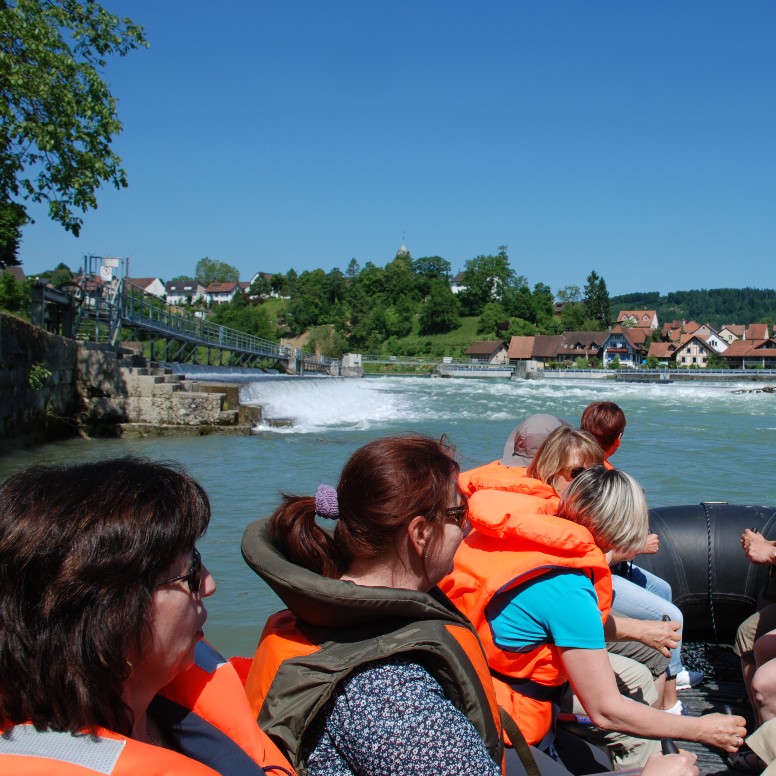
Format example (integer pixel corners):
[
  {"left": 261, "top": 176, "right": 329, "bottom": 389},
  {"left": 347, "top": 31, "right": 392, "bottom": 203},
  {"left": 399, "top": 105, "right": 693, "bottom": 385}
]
[{"left": 0, "top": 0, "right": 147, "bottom": 266}]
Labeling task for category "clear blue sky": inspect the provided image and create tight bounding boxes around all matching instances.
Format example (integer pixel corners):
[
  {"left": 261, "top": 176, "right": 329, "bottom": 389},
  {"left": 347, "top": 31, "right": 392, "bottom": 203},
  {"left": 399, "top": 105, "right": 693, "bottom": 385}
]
[{"left": 17, "top": 0, "right": 776, "bottom": 297}]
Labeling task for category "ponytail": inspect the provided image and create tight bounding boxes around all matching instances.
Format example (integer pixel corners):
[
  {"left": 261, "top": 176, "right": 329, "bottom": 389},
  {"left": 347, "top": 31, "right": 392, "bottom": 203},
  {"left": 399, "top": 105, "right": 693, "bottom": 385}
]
[{"left": 269, "top": 495, "right": 347, "bottom": 578}]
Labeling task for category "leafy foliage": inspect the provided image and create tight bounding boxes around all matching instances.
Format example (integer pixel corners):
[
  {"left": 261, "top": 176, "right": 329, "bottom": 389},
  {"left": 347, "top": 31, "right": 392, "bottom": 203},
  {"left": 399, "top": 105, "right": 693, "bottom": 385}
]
[
  {"left": 0, "top": 0, "right": 147, "bottom": 255},
  {"left": 195, "top": 257, "right": 239, "bottom": 285},
  {"left": 611, "top": 288, "right": 776, "bottom": 330},
  {"left": 583, "top": 271, "right": 611, "bottom": 330},
  {"left": 0, "top": 269, "right": 30, "bottom": 312}
]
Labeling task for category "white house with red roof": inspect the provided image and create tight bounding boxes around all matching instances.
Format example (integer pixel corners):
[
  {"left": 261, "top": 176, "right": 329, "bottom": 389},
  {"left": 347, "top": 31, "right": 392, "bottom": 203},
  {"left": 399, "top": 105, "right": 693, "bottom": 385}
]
[
  {"left": 204, "top": 282, "right": 242, "bottom": 304},
  {"left": 616, "top": 309, "right": 659, "bottom": 329}
]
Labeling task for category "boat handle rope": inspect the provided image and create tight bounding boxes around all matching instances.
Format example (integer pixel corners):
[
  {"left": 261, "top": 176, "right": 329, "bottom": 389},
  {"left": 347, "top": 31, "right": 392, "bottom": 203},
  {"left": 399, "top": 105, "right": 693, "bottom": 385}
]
[{"left": 701, "top": 502, "right": 720, "bottom": 645}]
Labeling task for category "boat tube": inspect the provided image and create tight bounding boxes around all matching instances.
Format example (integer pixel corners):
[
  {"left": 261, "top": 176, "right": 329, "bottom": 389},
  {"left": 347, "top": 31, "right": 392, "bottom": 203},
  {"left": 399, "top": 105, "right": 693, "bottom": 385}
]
[{"left": 635, "top": 503, "right": 776, "bottom": 643}]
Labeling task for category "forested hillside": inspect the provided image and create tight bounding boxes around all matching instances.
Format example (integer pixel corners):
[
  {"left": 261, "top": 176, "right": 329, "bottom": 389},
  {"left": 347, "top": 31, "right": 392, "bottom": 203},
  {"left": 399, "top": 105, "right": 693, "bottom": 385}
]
[{"left": 611, "top": 288, "right": 776, "bottom": 329}]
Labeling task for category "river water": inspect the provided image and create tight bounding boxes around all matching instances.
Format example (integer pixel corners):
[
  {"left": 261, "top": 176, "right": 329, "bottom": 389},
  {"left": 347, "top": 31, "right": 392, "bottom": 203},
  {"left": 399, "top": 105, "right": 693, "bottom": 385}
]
[{"left": 1, "top": 374, "right": 775, "bottom": 657}]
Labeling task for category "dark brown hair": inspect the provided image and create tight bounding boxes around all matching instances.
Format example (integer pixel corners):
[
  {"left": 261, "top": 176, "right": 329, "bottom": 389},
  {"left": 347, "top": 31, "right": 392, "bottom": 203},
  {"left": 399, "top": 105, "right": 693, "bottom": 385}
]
[
  {"left": 0, "top": 456, "right": 210, "bottom": 735},
  {"left": 269, "top": 435, "right": 460, "bottom": 578},
  {"left": 580, "top": 401, "right": 627, "bottom": 452}
]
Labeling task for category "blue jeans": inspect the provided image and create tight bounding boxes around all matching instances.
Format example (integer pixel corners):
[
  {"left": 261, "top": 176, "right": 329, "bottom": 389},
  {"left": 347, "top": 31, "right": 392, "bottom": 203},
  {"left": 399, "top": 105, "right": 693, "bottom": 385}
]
[{"left": 611, "top": 564, "right": 684, "bottom": 677}]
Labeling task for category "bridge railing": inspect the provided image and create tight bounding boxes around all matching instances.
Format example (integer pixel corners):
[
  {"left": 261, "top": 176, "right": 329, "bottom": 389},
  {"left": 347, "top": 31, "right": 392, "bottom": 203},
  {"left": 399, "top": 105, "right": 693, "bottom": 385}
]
[{"left": 77, "top": 278, "right": 335, "bottom": 367}]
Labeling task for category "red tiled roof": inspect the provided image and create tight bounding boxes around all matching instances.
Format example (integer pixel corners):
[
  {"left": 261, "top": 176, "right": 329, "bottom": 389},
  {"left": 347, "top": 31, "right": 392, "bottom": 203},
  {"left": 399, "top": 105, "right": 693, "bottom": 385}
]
[
  {"left": 617, "top": 309, "right": 657, "bottom": 327},
  {"left": 723, "top": 340, "right": 768, "bottom": 357},
  {"left": 648, "top": 342, "right": 677, "bottom": 358},
  {"left": 465, "top": 340, "right": 506, "bottom": 356},
  {"left": 205, "top": 282, "right": 240, "bottom": 293},
  {"left": 747, "top": 323, "right": 769, "bottom": 340},
  {"left": 532, "top": 335, "right": 564, "bottom": 359},
  {"left": 508, "top": 336, "right": 535, "bottom": 359}
]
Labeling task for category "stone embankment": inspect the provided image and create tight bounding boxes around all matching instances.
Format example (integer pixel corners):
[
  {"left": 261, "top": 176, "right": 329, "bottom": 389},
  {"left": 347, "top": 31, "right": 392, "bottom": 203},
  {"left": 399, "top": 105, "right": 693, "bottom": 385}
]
[
  {"left": 0, "top": 313, "right": 262, "bottom": 453},
  {"left": 105, "top": 366, "right": 262, "bottom": 439}
]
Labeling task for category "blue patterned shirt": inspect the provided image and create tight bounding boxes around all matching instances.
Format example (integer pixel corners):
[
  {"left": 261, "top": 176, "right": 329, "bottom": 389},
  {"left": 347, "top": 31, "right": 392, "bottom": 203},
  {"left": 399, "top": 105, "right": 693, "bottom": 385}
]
[{"left": 302, "top": 656, "right": 501, "bottom": 775}]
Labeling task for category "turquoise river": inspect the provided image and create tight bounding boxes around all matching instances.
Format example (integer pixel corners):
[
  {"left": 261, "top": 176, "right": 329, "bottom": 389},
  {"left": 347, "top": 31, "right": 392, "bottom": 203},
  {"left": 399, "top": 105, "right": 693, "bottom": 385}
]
[{"left": 1, "top": 374, "right": 775, "bottom": 658}]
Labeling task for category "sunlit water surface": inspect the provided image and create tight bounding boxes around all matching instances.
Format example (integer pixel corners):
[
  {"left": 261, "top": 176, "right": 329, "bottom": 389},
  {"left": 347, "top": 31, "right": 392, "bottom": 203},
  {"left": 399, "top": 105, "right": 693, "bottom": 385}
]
[{"left": 2, "top": 375, "right": 774, "bottom": 656}]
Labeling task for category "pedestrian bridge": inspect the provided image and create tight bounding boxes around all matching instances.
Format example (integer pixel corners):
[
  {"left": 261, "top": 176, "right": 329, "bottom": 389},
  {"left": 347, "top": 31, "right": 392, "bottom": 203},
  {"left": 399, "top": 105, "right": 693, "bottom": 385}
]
[{"left": 33, "top": 275, "right": 337, "bottom": 375}]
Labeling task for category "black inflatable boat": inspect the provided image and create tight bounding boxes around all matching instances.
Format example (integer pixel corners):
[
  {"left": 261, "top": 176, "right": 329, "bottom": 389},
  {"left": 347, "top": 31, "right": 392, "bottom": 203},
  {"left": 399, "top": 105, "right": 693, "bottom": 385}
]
[{"left": 636, "top": 503, "right": 776, "bottom": 643}]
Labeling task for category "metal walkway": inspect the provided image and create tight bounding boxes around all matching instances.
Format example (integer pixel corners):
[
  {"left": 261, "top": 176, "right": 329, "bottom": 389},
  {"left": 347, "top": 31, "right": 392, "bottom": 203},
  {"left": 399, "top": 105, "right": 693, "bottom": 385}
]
[{"left": 37, "top": 272, "right": 336, "bottom": 374}]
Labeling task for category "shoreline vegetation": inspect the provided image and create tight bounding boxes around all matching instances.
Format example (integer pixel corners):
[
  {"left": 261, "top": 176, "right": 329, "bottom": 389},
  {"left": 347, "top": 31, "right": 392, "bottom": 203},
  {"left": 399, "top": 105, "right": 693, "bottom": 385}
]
[{"left": 4, "top": 254, "right": 776, "bottom": 368}]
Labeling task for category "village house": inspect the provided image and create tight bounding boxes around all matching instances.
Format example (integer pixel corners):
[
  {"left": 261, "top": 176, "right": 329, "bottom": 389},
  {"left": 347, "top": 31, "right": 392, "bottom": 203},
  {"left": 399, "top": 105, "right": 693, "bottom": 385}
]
[
  {"left": 204, "top": 282, "right": 243, "bottom": 304},
  {"left": 601, "top": 326, "right": 650, "bottom": 367},
  {"left": 127, "top": 277, "right": 167, "bottom": 299},
  {"left": 722, "top": 339, "right": 776, "bottom": 369},
  {"left": 165, "top": 280, "right": 205, "bottom": 305},
  {"left": 672, "top": 334, "right": 717, "bottom": 368},
  {"left": 616, "top": 309, "right": 659, "bottom": 329},
  {"left": 450, "top": 272, "right": 466, "bottom": 295},
  {"left": 718, "top": 325, "right": 745, "bottom": 344},
  {"left": 465, "top": 340, "right": 508, "bottom": 364}
]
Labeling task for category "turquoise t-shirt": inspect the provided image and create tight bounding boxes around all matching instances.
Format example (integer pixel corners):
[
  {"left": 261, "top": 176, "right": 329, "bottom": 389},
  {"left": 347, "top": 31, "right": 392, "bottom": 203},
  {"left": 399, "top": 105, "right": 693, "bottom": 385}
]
[{"left": 487, "top": 569, "right": 605, "bottom": 651}]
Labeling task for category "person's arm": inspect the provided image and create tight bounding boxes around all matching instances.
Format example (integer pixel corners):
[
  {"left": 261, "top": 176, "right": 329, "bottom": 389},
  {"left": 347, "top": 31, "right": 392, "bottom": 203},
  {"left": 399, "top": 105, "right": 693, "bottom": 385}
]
[
  {"left": 603, "top": 612, "right": 680, "bottom": 657},
  {"left": 609, "top": 534, "right": 660, "bottom": 565},
  {"left": 742, "top": 529, "right": 776, "bottom": 565},
  {"left": 559, "top": 646, "right": 746, "bottom": 750}
]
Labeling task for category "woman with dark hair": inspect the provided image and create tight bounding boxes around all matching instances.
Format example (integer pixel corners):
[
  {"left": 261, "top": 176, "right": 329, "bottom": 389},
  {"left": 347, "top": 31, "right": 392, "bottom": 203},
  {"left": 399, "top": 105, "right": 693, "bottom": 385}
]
[
  {"left": 580, "top": 401, "right": 626, "bottom": 470},
  {"left": 0, "top": 457, "right": 292, "bottom": 776},
  {"left": 241, "top": 435, "right": 698, "bottom": 776}
]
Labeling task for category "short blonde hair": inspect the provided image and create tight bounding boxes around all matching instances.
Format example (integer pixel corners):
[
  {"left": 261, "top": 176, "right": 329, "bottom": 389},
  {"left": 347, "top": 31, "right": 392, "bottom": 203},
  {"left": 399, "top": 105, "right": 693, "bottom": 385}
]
[
  {"left": 557, "top": 466, "right": 648, "bottom": 553},
  {"left": 526, "top": 426, "right": 603, "bottom": 492}
]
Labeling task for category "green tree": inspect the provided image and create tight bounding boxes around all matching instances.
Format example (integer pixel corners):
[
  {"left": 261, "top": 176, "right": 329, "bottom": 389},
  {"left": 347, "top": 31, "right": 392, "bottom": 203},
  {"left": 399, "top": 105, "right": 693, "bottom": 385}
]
[
  {"left": 169, "top": 274, "right": 196, "bottom": 284},
  {"left": 459, "top": 246, "right": 516, "bottom": 316},
  {"left": 0, "top": 269, "right": 30, "bottom": 313},
  {"left": 0, "top": 0, "right": 147, "bottom": 256},
  {"left": 505, "top": 317, "right": 537, "bottom": 337},
  {"left": 418, "top": 279, "right": 460, "bottom": 335},
  {"left": 345, "top": 258, "right": 360, "bottom": 278},
  {"left": 477, "top": 301, "right": 509, "bottom": 336},
  {"left": 195, "top": 257, "right": 240, "bottom": 285},
  {"left": 210, "top": 297, "right": 273, "bottom": 339},
  {"left": 412, "top": 255, "right": 451, "bottom": 281},
  {"left": 37, "top": 261, "right": 72, "bottom": 287},
  {"left": 0, "top": 202, "right": 26, "bottom": 268},
  {"left": 557, "top": 285, "right": 582, "bottom": 305},
  {"left": 532, "top": 282, "right": 554, "bottom": 323},
  {"left": 583, "top": 271, "right": 611, "bottom": 330},
  {"left": 249, "top": 273, "right": 271, "bottom": 298},
  {"left": 559, "top": 302, "right": 587, "bottom": 331}
]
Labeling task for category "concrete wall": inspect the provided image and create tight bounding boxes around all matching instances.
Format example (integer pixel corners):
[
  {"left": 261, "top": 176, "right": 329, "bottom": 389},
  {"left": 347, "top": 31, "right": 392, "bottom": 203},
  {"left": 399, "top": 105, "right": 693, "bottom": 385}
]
[
  {"left": 0, "top": 312, "right": 84, "bottom": 452},
  {"left": 0, "top": 314, "right": 258, "bottom": 453}
]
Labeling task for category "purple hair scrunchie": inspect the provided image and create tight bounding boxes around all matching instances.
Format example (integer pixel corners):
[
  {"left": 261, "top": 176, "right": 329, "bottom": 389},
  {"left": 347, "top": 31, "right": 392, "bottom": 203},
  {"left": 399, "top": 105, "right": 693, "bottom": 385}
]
[{"left": 315, "top": 483, "right": 339, "bottom": 519}]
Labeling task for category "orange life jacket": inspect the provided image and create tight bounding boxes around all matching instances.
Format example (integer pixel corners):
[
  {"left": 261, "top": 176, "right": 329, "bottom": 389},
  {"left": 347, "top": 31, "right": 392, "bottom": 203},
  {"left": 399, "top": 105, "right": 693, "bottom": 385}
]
[
  {"left": 240, "top": 518, "right": 504, "bottom": 773},
  {"left": 459, "top": 460, "right": 560, "bottom": 515},
  {"left": 440, "top": 485, "right": 613, "bottom": 746},
  {"left": 0, "top": 640, "right": 294, "bottom": 776}
]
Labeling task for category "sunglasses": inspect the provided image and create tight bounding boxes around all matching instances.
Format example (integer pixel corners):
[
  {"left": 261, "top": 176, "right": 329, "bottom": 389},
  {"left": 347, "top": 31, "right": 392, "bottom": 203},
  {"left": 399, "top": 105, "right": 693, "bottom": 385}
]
[
  {"left": 445, "top": 504, "right": 469, "bottom": 526},
  {"left": 155, "top": 548, "right": 202, "bottom": 595},
  {"left": 568, "top": 466, "right": 587, "bottom": 480}
]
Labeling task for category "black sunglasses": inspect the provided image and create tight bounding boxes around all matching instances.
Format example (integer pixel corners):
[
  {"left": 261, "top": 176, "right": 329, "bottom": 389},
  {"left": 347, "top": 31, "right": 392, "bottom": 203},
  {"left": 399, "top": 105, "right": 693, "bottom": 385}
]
[
  {"left": 445, "top": 504, "right": 468, "bottom": 526},
  {"left": 155, "top": 548, "right": 202, "bottom": 595},
  {"left": 568, "top": 466, "right": 586, "bottom": 480}
]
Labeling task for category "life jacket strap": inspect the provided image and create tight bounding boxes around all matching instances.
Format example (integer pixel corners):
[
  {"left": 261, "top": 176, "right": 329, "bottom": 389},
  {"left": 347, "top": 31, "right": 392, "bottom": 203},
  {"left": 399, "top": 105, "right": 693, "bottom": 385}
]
[{"left": 491, "top": 671, "right": 568, "bottom": 703}]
